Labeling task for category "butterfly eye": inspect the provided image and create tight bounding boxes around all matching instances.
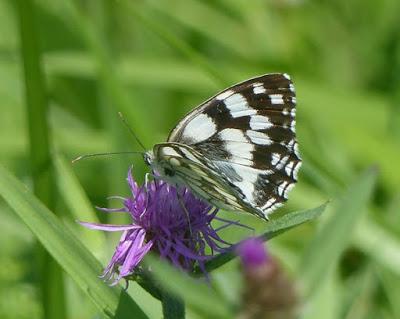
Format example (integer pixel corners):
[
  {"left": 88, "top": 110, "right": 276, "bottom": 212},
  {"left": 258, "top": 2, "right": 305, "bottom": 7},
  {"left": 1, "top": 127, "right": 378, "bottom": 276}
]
[{"left": 164, "top": 167, "right": 175, "bottom": 177}]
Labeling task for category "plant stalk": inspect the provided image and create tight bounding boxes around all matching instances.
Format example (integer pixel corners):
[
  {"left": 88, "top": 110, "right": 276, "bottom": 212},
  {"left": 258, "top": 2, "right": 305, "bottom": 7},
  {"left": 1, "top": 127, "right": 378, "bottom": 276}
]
[
  {"left": 162, "top": 290, "right": 185, "bottom": 319},
  {"left": 16, "top": 1, "right": 66, "bottom": 318}
]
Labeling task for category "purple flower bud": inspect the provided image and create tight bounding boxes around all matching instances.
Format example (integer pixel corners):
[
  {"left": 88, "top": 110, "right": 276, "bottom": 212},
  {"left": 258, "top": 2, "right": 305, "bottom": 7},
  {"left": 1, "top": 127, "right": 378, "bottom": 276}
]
[
  {"left": 236, "top": 237, "right": 269, "bottom": 269},
  {"left": 80, "top": 167, "right": 237, "bottom": 284},
  {"left": 236, "top": 237, "right": 298, "bottom": 319}
]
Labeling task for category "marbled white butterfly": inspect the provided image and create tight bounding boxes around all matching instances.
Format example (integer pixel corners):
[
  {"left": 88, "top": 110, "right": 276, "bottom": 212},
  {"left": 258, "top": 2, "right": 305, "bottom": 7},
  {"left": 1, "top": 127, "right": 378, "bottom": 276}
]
[{"left": 144, "top": 73, "right": 301, "bottom": 220}]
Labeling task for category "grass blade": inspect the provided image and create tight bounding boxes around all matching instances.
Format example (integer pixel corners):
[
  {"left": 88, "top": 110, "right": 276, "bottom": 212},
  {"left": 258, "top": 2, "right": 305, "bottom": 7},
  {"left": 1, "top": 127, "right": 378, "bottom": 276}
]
[
  {"left": 299, "top": 167, "right": 378, "bottom": 296},
  {"left": 300, "top": 270, "right": 340, "bottom": 319},
  {"left": 354, "top": 218, "right": 400, "bottom": 276},
  {"left": 54, "top": 153, "right": 106, "bottom": 257},
  {"left": 16, "top": 1, "right": 65, "bottom": 317},
  {"left": 0, "top": 165, "right": 148, "bottom": 319},
  {"left": 45, "top": 0, "right": 151, "bottom": 147}
]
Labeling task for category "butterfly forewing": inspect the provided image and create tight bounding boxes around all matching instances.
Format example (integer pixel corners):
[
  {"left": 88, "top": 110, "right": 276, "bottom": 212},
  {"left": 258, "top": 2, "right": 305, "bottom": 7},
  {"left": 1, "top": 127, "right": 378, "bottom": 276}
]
[{"left": 157, "top": 73, "right": 301, "bottom": 219}]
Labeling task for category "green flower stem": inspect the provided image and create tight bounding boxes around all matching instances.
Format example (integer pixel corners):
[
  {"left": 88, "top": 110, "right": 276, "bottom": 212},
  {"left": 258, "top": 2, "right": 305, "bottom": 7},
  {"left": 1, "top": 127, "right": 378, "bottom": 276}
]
[
  {"left": 162, "top": 290, "right": 185, "bottom": 319},
  {"left": 135, "top": 271, "right": 185, "bottom": 318},
  {"left": 16, "top": 1, "right": 66, "bottom": 318}
]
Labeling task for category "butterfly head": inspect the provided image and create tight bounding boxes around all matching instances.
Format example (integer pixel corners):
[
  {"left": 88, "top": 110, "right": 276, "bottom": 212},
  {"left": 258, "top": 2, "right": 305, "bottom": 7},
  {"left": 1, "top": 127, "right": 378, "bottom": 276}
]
[
  {"left": 144, "top": 144, "right": 186, "bottom": 185},
  {"left": 143, "top": 151, "right": 154, "bottom": 166}
]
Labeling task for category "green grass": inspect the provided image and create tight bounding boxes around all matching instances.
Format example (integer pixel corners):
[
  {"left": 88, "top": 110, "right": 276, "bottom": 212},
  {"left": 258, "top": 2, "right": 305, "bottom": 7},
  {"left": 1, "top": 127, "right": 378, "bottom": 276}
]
[
  {"left": 0, "top": 0, "right": 399, "bottom": 318},
  {"left": 16, "top": 1, "right": 65, "bottom": 318}
]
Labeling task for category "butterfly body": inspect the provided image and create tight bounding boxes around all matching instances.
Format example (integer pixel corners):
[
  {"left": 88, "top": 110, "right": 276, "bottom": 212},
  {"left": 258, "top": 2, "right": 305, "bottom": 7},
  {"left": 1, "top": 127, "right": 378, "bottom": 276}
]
[
  {"left": 145, "top": 73, "right": 302, "bottom": 220},
  {"left": 146, "top": 142, "right": 266, "bottom": 218}
]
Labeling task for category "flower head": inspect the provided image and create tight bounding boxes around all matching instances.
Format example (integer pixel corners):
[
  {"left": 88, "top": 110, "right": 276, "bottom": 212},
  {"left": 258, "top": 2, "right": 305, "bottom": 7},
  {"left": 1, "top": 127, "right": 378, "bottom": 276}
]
[{"left": 80, "top": 168, "right": 235, "bottom": 284}]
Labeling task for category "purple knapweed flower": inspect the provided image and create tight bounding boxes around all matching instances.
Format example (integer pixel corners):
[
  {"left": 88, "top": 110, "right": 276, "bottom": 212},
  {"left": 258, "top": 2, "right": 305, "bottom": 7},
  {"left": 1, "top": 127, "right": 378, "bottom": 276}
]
[{"left": 80, "top": 168, "right": 236, "bottom": 284}]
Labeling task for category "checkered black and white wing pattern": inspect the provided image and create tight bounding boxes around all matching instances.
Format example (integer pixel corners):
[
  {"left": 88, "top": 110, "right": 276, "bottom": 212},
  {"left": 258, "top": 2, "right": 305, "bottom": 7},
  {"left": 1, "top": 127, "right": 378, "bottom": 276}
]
[{"left": 167, "top": 73, "right": 302, "bottom": 218}]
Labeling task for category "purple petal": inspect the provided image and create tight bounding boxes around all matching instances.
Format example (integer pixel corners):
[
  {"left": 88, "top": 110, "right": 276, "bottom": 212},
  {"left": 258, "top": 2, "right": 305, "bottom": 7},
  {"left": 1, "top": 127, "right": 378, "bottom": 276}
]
[
  {"left": 95, "top": 206, "right": 126, "bottom": 213},
  {"left": 119, "top": 229, "right": 146, "bottom": 276},
  {"left": 79, "top": 221, "right": 141, "bottom": 232},
  {"left": 127, "top": 167, "right": 141, "bottom": 196}
]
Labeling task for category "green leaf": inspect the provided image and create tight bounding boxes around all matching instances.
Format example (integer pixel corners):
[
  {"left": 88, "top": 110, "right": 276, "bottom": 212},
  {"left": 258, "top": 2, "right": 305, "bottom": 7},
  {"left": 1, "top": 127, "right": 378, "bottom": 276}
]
[
  {"left": 300, "top": 270, "right": 340, "bottom": 319},
  {"left": 354, "top": 218, "right": 400, "bottom": 276},
  {"left": 53, "top": 153, "right": 106, "bottom": 257},
  {"left": 197, "top": 203, "right": 328, "bottom": 273},
  {"left": 0, "top": 165, "right": 148, "bottom": 319},
  {"left": 378, "top": 269, "right": 400, "bottom": 317},
  {"left": 299, "top": 167, "right": 378, "bottom": 296},
  {"left": 340, "top": 266, "right": 376, "bottom": 319},
  {"left": 144, "top": 254, "right": 232, "bottom": 319}
]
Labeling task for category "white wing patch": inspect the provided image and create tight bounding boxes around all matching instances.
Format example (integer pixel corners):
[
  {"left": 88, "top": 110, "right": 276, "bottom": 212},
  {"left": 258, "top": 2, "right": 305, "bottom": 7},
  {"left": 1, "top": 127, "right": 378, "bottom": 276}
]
[
  {"left": 246, "top": 130, "right": 273, "bottom": 145},
  {"left": 228, "top": 164, "right": 263, "bottom": 204},
  {"left": 293, "top": 142, "right": 301, "bottom": 158},
  {"left": 219, "top": 128, "right": 254, "bottom": 166},
  {"left": 223, "top": 93, "right": 256, "bottom": 118},
  {"left": 271, "top": 153, "right": 291, "bottom": 171},
  {"left": 219, "top": 128, "right": 249, "bottom": 143},
  {"left": 284, "top": 161, "right": 302, "bottom": 179},
  {"left": 253, "top": 82, "right": 266, "bottom": 94},
  {"left": 290, "top": 120, "right": 296, "bottom": 133},
  {"left": 180, "top": 113, "right": 217, "bottom": 143},
  {"left": 276, "top": 155, "right": 289, "bottom": 170},
  {"left": 216, "top": 89, "right": 234, "bottom": 100},
  {"left": 262, "top": 197, "right": 277, "bottom": 211},
  {"left": 269, "top": 94, "right": 284, "bottom": 105},
  {"left": 249, "top": 115, "right": 273, "bottom": 130},
  {"left": 160, "top": 146, "right": 181, "bottom": 157},
  {"left": 271, "top": 153, "right": 281, "bottom": 166},
  {"left": 277, "top": 181, "right": 295, "bottom": 198}
]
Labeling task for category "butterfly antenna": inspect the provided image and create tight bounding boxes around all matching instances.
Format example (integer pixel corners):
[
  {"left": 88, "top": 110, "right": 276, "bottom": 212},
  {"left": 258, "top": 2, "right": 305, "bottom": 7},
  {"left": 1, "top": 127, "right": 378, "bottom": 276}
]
[
  {"left": 118, "top": 112, "right": 147, "bottom": 151},
  {"left": 72, "top": 151, "right": 143, "bottom": 164}
]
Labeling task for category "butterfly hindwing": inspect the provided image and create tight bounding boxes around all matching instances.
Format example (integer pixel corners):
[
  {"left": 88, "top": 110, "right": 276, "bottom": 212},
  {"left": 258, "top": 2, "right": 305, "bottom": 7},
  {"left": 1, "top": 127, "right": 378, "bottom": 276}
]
[
  {"left": 151, "top": 143, "right": 256, "bottom": 215},
  {"left": 153, "top": 73, "right": 301, "bottom": 219}
]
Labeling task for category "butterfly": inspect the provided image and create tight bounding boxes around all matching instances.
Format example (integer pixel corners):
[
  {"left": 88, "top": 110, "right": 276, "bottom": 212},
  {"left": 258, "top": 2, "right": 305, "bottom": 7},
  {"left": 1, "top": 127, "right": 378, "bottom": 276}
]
[{"left": 144, "top": 73, "right": 301, "bottom": 220}]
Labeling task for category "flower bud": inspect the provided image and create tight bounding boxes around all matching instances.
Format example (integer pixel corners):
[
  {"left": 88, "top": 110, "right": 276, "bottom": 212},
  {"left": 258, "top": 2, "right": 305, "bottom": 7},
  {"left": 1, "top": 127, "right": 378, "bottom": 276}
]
[{"left": 237, "top": 237, "right": 298, "bottom": 319}]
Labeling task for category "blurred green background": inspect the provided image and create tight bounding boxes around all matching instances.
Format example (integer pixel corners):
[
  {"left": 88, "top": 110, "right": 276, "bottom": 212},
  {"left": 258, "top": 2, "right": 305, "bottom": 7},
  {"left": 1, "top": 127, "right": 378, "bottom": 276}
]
[{"left": 1, "top": 0, "right": 400, "bottom": 318}]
